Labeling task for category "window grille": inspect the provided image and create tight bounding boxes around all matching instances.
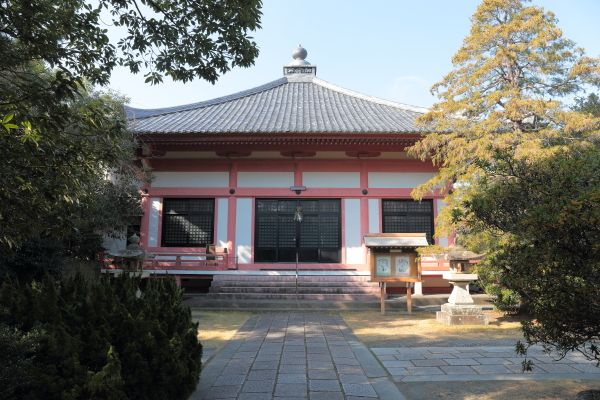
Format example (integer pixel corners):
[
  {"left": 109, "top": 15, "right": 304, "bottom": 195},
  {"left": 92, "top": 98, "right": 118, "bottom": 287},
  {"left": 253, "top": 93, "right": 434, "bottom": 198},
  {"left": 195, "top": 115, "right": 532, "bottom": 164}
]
[
  {"left": 255, "top": 199, "right": 341, "bottom": 263},
  {"left": 382, "top": 199, "right": 434, "bottom": 244},
  {"left": 162, "top": 198, "right": 214, "bottom": 247}
]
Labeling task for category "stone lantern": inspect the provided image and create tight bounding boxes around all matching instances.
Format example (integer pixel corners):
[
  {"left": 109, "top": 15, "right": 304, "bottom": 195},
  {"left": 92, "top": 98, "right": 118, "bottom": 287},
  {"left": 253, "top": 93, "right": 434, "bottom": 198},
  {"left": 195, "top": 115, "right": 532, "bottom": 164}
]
[
  {"left": 105, "top": 234, "right": 155, "bottom": 270},
  {"left": 435, "top": 248, "right": 489, "bottom": 325},
  {"left": 105, "top": 234, "right": 155, "bottom": 297}
]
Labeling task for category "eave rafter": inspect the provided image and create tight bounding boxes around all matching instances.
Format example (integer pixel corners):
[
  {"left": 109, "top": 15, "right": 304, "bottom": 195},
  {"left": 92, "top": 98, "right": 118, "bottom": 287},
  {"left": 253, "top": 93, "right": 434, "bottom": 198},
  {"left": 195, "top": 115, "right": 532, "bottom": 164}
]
[{"left": 136, "top": 136, "right": 422, "bottom": 147}]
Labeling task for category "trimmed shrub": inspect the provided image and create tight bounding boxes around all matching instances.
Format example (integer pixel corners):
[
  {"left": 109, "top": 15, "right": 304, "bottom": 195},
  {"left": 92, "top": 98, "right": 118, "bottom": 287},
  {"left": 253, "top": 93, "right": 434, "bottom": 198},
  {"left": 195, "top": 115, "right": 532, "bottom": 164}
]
[
  {"left": 0, "top": 234, "right": 65, "bottom": 282},
  {"left": 0, "top": 323, "right": 47, "bottom": 400},
  {"left": 0, "top": 272, "right": 202, "bottom": 400}
]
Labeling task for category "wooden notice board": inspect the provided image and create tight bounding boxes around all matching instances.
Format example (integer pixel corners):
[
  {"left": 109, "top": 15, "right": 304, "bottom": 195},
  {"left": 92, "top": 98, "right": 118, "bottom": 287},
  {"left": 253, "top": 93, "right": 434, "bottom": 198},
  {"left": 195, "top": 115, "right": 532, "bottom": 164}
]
[
  {"left": 364, "top": 233, "right": 428, "bottom": 314},
  {"left": 369, "top": 250, "right": 421, "bottom": 283},
  {"left": 364, "top": 233, "right": 427, "bottom": 283}
]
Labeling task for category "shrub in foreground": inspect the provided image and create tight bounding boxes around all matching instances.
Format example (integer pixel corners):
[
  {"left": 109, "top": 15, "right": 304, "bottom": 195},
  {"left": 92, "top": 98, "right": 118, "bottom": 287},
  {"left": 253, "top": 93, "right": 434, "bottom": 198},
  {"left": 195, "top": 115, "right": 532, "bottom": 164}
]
[{"left": 0, "top": 272, "right": 202, "bottom": 400}]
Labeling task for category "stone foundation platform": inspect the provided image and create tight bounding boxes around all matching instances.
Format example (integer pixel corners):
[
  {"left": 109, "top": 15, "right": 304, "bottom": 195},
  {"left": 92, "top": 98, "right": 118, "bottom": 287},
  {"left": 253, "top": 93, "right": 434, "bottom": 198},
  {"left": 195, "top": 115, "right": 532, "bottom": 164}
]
[{"left": 436, "top": 303, "right": 489, "bottom": 325}]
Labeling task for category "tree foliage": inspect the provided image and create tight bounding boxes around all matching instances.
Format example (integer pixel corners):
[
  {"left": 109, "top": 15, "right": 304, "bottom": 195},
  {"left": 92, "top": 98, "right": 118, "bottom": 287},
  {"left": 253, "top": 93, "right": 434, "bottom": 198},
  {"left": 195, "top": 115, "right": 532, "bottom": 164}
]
[
  {"left": 0, "top": 0, "right": 262, "bottom": 250},
  {"left": 0, "top": 77, "right": 139, "bottom": 249},
  {"left": 60, "top": 173, "right": 143, "bottom": 261},
  {"left": 573, "top": 92, "right": 600, "bottom": 118},
  {"left": 0, "top": 175, "right": 142, "bottom": 282},
  {"left": 409, "top": 0, "right": 600, "bottom": 365},
  {"left": 461, "top": 149, "right": 600, "bottom": 364},
  {"left": 0, "top": 0, "right": 262, "bottom": 87},
  {"left": 410, "top": 0, "right": 600, "bottom": 228},
  {"left": 0, "top": 234, "right": 65, "bottom": 282},
  {"left": 0, "top": 272, "right": 202, "bottom": 400}
]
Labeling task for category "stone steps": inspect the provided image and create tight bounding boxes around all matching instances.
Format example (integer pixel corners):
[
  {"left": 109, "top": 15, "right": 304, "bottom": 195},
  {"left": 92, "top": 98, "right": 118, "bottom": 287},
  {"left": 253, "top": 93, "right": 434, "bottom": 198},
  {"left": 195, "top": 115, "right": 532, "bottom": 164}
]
[
  {"left": 208, "top": 286, "right": 380, "bottom": 294},
  {"left": 208, "top": 274, "right": 382, "bottom": 300},
  {"left": 204, "top": 293, "right": 381, "bottom": 300},
  {"left": 211, "top": 275, "right": 375, "bottom": 282},
  {"left": 210, "top": 281, "right": 379, "bottom": 288}
]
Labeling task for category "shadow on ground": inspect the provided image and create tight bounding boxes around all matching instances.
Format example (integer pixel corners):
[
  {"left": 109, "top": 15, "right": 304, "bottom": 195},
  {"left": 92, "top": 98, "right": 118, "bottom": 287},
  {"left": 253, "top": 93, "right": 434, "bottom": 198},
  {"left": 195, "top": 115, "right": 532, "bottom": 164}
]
[{"left": 397, "top": 380, "right": 600, "bottom": 400}]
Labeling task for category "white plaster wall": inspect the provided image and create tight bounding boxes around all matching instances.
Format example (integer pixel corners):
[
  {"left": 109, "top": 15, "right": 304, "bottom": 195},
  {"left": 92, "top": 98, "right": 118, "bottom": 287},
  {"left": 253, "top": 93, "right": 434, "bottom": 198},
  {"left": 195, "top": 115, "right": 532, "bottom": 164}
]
[
  {"left": 235, "top": 198, "right": 253, "bottom": 264},
  {"left": 237, "top": 172, "right": 294, "bottom": 188},
  {"left": 344, "top": 199, "right": 364, "bottom": 264},
  {"left": 148, "top": 198, "right": 161, "bottom": 247},
  {"left": 368, "top": 199, "right": 380, "bottom": 234},
  {"left": 303, "top": 172, "right": 360, "bottom": 188},
  {"left": 368, "top": 172, "right": 437, "bottom": 188},
  {"left": 436, "top": 199, "right": 449, "bottom": 247},
  {"left": 152, "top": 171, "right": 229, "bottom": 187},
  {"left": 216, "top": 198, "right": 229, "bottom": 249}
]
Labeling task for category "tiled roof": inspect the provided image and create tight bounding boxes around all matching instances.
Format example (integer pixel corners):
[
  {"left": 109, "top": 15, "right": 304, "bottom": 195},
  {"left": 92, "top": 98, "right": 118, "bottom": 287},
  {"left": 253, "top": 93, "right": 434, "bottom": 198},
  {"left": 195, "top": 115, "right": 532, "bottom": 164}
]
[{"left": 126, "top": 77, "right": 430, "bottom": 134}]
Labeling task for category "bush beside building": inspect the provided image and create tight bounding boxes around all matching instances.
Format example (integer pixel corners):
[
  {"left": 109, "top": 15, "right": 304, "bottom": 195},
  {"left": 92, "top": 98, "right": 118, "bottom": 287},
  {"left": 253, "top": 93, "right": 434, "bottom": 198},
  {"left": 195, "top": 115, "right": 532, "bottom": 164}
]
[{"left": 0, "top": 272, "right": 202, "bottom": 400}]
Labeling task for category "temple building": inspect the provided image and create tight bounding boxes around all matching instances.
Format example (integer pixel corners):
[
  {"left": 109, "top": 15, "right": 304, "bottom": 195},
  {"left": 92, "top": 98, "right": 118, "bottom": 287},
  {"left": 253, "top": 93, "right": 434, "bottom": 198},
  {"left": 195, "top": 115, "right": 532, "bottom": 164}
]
[{"left": 122, "top": 45, "right": 452, "bottom": 297}]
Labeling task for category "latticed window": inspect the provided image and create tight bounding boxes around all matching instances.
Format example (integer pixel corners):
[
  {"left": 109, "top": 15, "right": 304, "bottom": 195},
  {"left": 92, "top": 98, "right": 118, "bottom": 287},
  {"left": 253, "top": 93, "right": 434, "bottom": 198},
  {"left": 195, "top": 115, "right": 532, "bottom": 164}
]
[
  {"left": 255, "top": 199, "right": 341, "bottom": 263},
  {"left": 382, "top": 199, "right": 434, "bottom": 244},
  {"left": 162, "top": 199, "right": 214, "bottom": 247}
]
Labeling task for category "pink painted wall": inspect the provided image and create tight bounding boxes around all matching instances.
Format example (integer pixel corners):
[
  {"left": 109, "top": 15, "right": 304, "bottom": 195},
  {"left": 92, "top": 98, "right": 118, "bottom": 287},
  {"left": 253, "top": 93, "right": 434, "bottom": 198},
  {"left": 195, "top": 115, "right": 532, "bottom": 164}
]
[{"left": 141, "top": 155, "right": 445, "bottom": 272}]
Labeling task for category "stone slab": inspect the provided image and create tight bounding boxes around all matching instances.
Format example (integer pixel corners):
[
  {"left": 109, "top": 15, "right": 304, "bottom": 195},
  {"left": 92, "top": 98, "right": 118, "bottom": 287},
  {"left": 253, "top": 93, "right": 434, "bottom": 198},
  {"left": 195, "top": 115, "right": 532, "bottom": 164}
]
[
  {"left": 241, "top": 379, "right": 275, "bottom": 392},
  {"left": 309, "top": 370, "right": 337, "bottom": 379},
  {"left": 405, "top": 366, "right": 446, "bottom": 375},
  {"left": 309, "top": 379, "right": 341, "bottom": 391},
  {"left": 436, "top": 311, "right": 489, "bottom": 325},
  {"left": 536, "top": 363, "right": 583, "bottom": 374},
  {"left": 443, "top": 358, "right": 480, "bottom": 366},
  {"left": 310, "top": 392, "right": 344, "bottom": 400},
  {"left": 342, "top": 383, "right": 378, "bottom": 398},
  {"left": 471, "top": 364, "right": 514, "bottom": 374},
  {"left": 370, "top": 376, "right": 408, "bottom": 400},
  {"left": 412, "top": 359, "right": 449, "bottom": 367},
  {"left": 213, "top": 375, "right": 246, "bottom": 386},
  {"left": 382, "top": 360, "right": 413, "bottom": 368},
  {"left": 441, "top": 304, "right": 484, "bottom": 315},
  {"left": 440, "top": 365, "right": 478, "bottom": 374},
  {"left": 247, "top": 370, "right": 277, "bottom": 380},
  {"left": 275, "top": 383, "right": 308, "bottom": 397}
]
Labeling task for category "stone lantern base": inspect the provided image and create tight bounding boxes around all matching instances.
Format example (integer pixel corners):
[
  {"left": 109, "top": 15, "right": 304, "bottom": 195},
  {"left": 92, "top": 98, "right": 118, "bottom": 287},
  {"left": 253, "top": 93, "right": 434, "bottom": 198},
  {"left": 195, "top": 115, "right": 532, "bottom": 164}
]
[
  {"left": 436, "top": 273, "right": 489, "bottom": 325},
  {"left": 436, "top": 304, "right": 489, "bottom": 325}
]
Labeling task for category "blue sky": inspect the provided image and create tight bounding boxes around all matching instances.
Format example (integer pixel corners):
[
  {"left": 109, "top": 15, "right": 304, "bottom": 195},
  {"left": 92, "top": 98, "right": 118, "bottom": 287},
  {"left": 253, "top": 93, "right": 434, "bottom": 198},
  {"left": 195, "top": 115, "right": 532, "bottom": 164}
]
[{"left": 107, "top": 0, "right": 600, "bottom": 110}]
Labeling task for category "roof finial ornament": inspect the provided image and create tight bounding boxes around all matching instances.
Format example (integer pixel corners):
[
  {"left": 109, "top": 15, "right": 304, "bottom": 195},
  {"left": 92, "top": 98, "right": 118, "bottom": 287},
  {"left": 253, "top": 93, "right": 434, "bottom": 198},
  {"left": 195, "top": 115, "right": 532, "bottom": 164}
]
[{"left": 289, "top": 44, "right": 311, "bottom": 66}]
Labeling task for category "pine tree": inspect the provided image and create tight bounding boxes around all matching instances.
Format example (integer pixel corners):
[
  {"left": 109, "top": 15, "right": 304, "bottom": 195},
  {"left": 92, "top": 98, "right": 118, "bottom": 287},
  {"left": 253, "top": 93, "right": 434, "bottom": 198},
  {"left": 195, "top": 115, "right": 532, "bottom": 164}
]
[
  {"left": 410, "top": 0, "right": 600, "bottom": 234},
  {"left": 409, "top": 0, "right": 600, "bottom": 366}
]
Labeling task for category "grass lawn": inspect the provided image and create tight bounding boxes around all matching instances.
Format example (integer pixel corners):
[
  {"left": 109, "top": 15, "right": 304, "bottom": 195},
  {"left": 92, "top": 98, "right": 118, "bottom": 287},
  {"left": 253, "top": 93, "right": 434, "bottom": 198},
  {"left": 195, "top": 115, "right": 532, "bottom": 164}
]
[
  {"left": 191, "top": 309, "right": 529, "bottom": 350},
  {"left": 192, "top": 310, "right": 253, "bottom": 351},
  {"left": 339, "top": 309, "right": 528, "bottom": 346}
]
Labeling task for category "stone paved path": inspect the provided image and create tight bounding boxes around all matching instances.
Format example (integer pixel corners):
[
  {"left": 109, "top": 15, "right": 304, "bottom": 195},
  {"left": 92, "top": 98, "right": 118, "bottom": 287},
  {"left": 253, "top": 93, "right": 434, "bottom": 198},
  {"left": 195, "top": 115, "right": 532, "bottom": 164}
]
[
  {"left": 191, "top": 313, "right": 599, "bottom": 399},
  {"left": 373, "top": 346, "right": 600, "bottom": 382},
  {"left": 191, "top": 313, "right": 403, "bottom": 399}
]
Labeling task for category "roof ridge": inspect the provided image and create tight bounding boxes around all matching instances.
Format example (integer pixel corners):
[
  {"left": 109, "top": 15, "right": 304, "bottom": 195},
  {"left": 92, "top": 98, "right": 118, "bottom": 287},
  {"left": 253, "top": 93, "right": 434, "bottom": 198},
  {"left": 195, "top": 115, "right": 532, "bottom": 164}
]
[
  {"left": 311, "top": 77, "right": 430, "bottom": 114},
  {"left": 125, "top": 77, "right": 289, "bottom": 119}
]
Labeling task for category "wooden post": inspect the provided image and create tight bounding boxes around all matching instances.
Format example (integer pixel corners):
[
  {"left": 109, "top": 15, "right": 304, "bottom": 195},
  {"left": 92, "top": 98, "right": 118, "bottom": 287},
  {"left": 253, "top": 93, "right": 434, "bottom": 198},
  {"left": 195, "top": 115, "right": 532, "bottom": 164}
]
[
  {"left": 407, "top": 285, "right": 412, "bottom": 314},
  {"left": 295, "top": 252, "right": 299, "bottom": 300},
  {"left": 380, "top": 282, "right": 386, "bottom": 315}
]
